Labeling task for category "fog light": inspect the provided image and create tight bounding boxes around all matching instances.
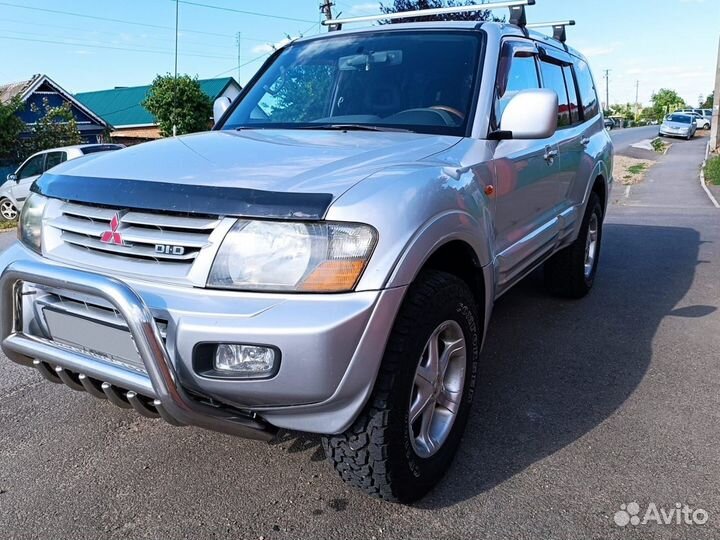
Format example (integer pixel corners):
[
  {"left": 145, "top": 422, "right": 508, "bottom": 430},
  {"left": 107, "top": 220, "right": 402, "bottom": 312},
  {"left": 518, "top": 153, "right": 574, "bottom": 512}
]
[{"left": 214, "top": 344, "right": 276, "bottom": 378}]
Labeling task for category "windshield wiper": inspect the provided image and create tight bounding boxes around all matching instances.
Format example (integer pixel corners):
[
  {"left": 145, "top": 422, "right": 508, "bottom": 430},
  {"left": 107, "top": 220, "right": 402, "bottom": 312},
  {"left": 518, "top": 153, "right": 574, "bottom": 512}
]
[{"left": 295, "top": 124, "right": 413, "bottom": 133}]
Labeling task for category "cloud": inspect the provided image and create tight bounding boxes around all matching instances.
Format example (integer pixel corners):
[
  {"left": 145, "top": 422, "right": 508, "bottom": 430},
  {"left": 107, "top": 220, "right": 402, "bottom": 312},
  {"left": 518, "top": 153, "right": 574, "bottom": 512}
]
[
  {"left": 251, "top": 43, "right": 275, "bottom": 54},
  {"left": 577, "top": 42, "right": 621, "bottom": 58},
  {"left": 349, "top": 2, "right": 380, "bottom": 14}
]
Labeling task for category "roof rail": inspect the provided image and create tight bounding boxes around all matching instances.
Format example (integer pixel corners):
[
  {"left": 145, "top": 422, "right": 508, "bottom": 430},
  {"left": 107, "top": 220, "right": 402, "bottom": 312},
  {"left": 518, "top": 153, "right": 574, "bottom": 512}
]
[
  {"left": 321, "top": 0, "right": 535, "bottom": 31},
  {"left": 525, "top": 20, "right": 575, "bottom": 42}
]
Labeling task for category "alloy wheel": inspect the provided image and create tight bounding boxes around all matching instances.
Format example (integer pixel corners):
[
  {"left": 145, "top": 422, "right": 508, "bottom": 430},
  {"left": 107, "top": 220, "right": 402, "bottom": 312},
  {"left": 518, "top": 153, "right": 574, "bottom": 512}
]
[{"left": 408, "top": 320, "right": 467, "bottom": 458}]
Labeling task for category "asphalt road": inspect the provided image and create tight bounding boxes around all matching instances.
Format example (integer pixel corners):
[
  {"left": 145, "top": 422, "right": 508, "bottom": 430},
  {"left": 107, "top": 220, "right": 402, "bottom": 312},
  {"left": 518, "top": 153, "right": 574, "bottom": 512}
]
[
  {"left": 1, "top": 139, "right": 719, "bottom": 539},
  {"left": 608, "top": 125, "right": 659, "bottom": 152}
]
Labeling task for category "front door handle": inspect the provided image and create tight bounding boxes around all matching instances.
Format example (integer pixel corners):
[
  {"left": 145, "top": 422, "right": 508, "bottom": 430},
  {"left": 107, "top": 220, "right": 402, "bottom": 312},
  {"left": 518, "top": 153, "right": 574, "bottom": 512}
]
[
  {"left": 580, "top": 136, "right": 590, "bottom": 146},
  {"left": 543, "top": 146, "right": 558, "bottom": 163}
]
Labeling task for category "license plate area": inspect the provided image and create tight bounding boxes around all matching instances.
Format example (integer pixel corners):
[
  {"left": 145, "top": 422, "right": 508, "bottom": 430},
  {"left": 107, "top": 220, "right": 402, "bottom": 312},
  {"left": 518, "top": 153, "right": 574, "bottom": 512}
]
[
  {"left": 19, "top": 284, "right": 156, "bottom": 375},
  {"left": 41, "top": 308, "right": 146, "bottom": 374}
]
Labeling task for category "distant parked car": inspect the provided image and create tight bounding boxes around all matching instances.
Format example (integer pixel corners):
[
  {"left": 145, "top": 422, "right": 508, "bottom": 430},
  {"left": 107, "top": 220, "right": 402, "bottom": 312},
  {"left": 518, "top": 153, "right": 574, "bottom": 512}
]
[
  {"left": 0, "top": 144, "right": 124, "bottom": 221},
  {"left": 603, "top": 117, "right": 615, "bottom": 130},
  {"left": 676, "top": 109, "right": 711, "bottom": 130},
  {"left": 659, "top": 113, "right": 697, "bottom": 140}
]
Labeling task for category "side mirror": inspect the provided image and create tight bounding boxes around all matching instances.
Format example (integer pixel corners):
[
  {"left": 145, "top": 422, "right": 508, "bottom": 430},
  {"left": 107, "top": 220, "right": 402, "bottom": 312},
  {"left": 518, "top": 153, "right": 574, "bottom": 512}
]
[
  {"left": 497, "top": 89, "right": 558, "bottom": 140},
  {"left": 6, "top": 173, "right": 17, "bottom": 183},
  {"left": 213, "top": 96, "right": 232, "bottom": 125}
]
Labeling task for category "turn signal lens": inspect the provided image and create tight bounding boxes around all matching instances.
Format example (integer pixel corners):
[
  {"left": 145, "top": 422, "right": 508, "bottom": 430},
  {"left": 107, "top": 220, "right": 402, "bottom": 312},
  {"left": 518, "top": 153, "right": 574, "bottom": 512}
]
[{"left": 298, "top": 260, "right": 367, "bottom": 292}]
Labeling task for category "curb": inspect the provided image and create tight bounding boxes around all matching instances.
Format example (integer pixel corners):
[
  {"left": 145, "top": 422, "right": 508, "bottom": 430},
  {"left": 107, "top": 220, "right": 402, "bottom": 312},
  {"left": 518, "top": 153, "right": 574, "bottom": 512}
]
[{"left": 700, "top": 142, "right": 720, "bottom": 209}]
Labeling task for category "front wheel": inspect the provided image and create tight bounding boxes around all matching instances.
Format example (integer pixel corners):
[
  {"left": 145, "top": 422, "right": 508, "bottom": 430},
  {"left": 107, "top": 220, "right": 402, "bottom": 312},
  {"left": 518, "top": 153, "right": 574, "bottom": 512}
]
[
  {"left": 322, "top": 270, "right": 481, "bottom": 503},
  {"left": 0, "top": 198, "right": 18, "bottom": 221},
  {"left": 544, "top": 192, "right": 603, "bottom": 298}
]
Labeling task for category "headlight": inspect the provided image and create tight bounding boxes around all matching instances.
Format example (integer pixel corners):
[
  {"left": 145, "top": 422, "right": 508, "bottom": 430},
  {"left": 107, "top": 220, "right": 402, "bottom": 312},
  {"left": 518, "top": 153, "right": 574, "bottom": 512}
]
[
  {"left": 208, "top": 220, "right": 377, "bottom": 292},
  {"left": 18, "top": 193, "right": 47, "bottom": 254}
]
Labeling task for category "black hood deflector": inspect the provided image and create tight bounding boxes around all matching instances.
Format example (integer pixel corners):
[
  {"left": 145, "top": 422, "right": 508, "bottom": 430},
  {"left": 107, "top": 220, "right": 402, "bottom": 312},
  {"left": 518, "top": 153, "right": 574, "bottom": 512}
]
[{"left": 32, "top": 174, "right": 333, "bottom": 220}]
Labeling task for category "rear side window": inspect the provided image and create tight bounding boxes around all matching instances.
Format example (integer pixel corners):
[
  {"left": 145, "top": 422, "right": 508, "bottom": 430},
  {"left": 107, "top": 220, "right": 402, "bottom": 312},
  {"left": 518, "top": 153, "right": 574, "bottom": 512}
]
[
  {"left": 82, "top": 145, "right": 123, "bottom": 154},
  {"left": 495, "top": 43, "right": 539, "bottom": 121},
  {"left": 539, "top": 59, "right": 570, "bottom": 127},
  {"left": 44, "top": 151, "right": 66, "bottom": 171},
  {"left": 574, "top": 59, "right": 599, "bottom": 120}
]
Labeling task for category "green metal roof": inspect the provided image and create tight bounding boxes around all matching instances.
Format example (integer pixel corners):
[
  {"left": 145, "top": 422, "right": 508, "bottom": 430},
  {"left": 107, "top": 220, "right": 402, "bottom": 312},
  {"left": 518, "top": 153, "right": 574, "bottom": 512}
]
[{"left": 75, "top": 77, "right": 239, "bottom": 128}]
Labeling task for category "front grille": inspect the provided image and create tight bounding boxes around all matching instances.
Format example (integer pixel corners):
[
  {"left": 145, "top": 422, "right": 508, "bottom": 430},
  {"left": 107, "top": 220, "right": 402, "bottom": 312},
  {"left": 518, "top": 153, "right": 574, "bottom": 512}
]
[
  {"left": 43, "top": 200, "right": 236, "bottom": 286},
  {"left": 48, "top": 202, "right": 220, "bottom": 263}
]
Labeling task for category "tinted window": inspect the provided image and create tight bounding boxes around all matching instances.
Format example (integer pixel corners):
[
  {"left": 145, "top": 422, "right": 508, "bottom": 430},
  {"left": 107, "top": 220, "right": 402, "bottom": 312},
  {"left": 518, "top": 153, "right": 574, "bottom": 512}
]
[
  {"left": 540, "top": 59, "right": 570, "bottom": 127},
  {"left": 562, "top": 65, "right": 579, "bottom": 124},
  {"left": 81, "top": 144, "right": 124, "bottom": 155},
  {"left": 223, "top": 31, "right": 483, "bottom": 136},
  {"left": 574, "top": 59, "right": 599, "bottom": 120},
  {"left": 17, "top": 154, "right": 45, "bottom": 180},
  {"left": 495, "top": 45, "right": 539, "bottom": 120},
  {"left": 44, "top": 151, "right": 66, "bottom": 171},
  {"left": 667, "top": 114, "right": 692, "bottom": 124}
]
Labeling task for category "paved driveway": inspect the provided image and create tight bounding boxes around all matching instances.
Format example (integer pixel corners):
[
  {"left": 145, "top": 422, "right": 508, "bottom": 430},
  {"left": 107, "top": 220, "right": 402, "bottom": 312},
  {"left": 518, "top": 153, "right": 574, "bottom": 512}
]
[{"left": 0, "top": 139, "right": 718, "bottom": 539}]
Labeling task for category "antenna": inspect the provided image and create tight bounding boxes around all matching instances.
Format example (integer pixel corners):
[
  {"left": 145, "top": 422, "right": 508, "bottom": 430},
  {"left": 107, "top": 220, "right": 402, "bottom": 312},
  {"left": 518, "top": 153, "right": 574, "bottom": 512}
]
[
  {"left": 321, "top": 0, "right": 535, "bottom": 31},
  {"left": 525, "top": 20, "right": 575, "bottom": 43}
]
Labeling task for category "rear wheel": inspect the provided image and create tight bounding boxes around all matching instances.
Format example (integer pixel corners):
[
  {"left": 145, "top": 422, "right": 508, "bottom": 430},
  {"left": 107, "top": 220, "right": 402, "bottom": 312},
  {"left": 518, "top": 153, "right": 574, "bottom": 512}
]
[
  {"left": 322, "top": 270, "right": 481, "bottom": 503},
  {"left": 0, "top": 198, "right": 18, "bottom": 221},
  {"left": 544, "top": 192, "right": 603, "bottom": 298}
]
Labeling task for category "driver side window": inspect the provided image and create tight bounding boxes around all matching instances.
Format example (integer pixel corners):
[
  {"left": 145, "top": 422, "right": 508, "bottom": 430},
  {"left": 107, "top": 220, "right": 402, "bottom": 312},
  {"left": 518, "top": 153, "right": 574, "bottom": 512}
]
[
  {"left": 18, "top": 154, "right": 45, "bottom": 180},
  {"left": 495, "top": 42, "right": 539, "bottom": 123}
]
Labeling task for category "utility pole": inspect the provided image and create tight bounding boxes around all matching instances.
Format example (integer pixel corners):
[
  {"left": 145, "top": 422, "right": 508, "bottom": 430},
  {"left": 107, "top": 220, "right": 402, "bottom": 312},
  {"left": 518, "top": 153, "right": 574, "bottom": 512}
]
[
  {"left": 320, "top": 0, "right": 334, "bottom": 21},
  {"left": 236, "top": 32, "right": 242, "bottom": 83},
  {"left": 711, "top": 36, "right": 720, "bottom": 153},
  {"left": 320, "top": 0, "right": 338, "bottom": 31},
  {"left": 635, "top": 79, "right": 640, "bottom": 119},
  {"left": 604, "top": 69, "right": 611, "bottom": 112}
]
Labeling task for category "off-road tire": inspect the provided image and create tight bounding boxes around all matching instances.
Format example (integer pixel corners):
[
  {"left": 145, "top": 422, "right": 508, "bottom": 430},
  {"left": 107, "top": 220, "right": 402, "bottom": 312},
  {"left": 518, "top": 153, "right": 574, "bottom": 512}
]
[
  {"left": 544, "top": 192, "right": 603, "bottom": 298},
  {"left": 322, "top": 270, "right": 481, "bottom": 503}
]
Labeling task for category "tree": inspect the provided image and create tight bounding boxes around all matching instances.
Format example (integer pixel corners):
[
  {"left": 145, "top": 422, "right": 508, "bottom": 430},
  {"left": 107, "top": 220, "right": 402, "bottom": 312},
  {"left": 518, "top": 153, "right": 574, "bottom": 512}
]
[
  {"left": 0, "top": 97, "right": 25, "bottom": 161},
  {"left": 701, "top": 92, "right": 714, "bottom": 109},
  {"left": 379, "top": 0, "right": 504, "bottom": 22},
  {"left": 143, "top": 74, "right": 213, "bottom": 137},
  {"left": 648, "top": 88, "right": 685, "bottom": 121},
  {"left": 22, "top": 99, "right": 82, "bottom": 158}
]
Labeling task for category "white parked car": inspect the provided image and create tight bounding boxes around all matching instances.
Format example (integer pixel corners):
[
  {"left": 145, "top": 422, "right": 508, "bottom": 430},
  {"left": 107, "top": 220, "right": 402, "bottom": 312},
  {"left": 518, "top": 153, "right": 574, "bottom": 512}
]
[{"left": 1, "top": 144, "right": 124, "bottom": 221}]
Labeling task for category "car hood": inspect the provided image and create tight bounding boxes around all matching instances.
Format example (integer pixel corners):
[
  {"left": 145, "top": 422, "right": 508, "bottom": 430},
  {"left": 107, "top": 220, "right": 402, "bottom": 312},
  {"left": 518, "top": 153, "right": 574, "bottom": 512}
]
[{"left": 49, "top": 129, "right": 460, "bottom": 198}]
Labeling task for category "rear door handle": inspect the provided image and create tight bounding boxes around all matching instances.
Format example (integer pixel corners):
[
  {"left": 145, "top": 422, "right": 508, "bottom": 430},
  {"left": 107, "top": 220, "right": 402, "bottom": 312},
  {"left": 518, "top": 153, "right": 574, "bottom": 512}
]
[{"left": 581, "top": 136, "right": 591, "bottom": 146}]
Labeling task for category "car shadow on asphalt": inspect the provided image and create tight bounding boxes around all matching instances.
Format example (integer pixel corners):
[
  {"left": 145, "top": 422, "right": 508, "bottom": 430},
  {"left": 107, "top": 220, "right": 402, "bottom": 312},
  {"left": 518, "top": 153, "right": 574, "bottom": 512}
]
[
  {"left": 264, "top": 223, "right": 705, "bottom": 509},
  {"left": 418, "top": 222, "right": 705, "bottom": 508}
]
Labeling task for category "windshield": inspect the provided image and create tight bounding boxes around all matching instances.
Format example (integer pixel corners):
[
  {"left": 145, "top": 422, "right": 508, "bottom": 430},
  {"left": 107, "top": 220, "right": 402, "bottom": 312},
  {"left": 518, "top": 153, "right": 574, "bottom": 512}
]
[
  {"left": 222, "top": 31, "right": 483, "bottom": 136},
  {"left": 667, "top": 114, "right": 692, "bottom": 123}
]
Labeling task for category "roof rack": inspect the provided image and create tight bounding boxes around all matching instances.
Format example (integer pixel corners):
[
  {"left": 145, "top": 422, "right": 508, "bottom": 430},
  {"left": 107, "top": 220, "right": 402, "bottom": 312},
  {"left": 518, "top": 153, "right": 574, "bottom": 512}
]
[
  {"left": 525, "top": 20, "right": 575, "bottom": 42},
  {"left": 321, "top": 0, "right": 535, "bottom": 31}
]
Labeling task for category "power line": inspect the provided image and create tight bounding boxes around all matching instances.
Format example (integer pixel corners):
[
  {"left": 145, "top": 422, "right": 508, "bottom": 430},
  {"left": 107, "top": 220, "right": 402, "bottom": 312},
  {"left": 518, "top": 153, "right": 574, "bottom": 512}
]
[
  {"left": 0, "top": 35, "right": 235, "bottom": 61},
  {"left": 0, "top": 1, "right": 233, "bottom": 38},
  {"left": 211, "top": 21, "right": 319, "bottom": 80},
  {"left": 0, "top": 27, "right": 234, "bottom": 59},
  {"left": 175, "top": 0, "right": 317, "bottom": 24},
  {"left": 211, "top": 51, "right": 274, "bottom": 79}
]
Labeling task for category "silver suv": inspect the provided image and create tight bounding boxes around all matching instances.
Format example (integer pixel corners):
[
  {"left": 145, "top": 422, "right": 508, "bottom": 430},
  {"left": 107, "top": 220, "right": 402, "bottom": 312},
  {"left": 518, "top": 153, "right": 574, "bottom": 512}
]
[{"left": 0, "top": 8, "right": 612, "bottom": 503}]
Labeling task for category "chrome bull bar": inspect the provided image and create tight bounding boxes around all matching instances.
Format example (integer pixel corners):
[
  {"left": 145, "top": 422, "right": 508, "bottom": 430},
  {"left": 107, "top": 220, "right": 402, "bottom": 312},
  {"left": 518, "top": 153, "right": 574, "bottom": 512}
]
[{"left": 0, "top": 259, "right": 276, "bottom": 441}]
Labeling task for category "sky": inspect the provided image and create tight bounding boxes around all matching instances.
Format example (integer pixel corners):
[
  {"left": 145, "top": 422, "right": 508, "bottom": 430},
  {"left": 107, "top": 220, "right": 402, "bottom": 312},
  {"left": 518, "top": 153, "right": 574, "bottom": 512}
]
[{"left": 0, "top": 0, "right": 718, "bottom": 107}]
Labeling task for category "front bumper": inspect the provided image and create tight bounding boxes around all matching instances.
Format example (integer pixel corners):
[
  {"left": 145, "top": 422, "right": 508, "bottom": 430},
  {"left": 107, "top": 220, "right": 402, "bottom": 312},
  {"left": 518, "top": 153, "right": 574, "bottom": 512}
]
[
  {"left": 659, "top": 127, "right": 690, "bottom": 138},
  {"left": 0, "top": 243, "right": 406, "bottom": 435}
]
